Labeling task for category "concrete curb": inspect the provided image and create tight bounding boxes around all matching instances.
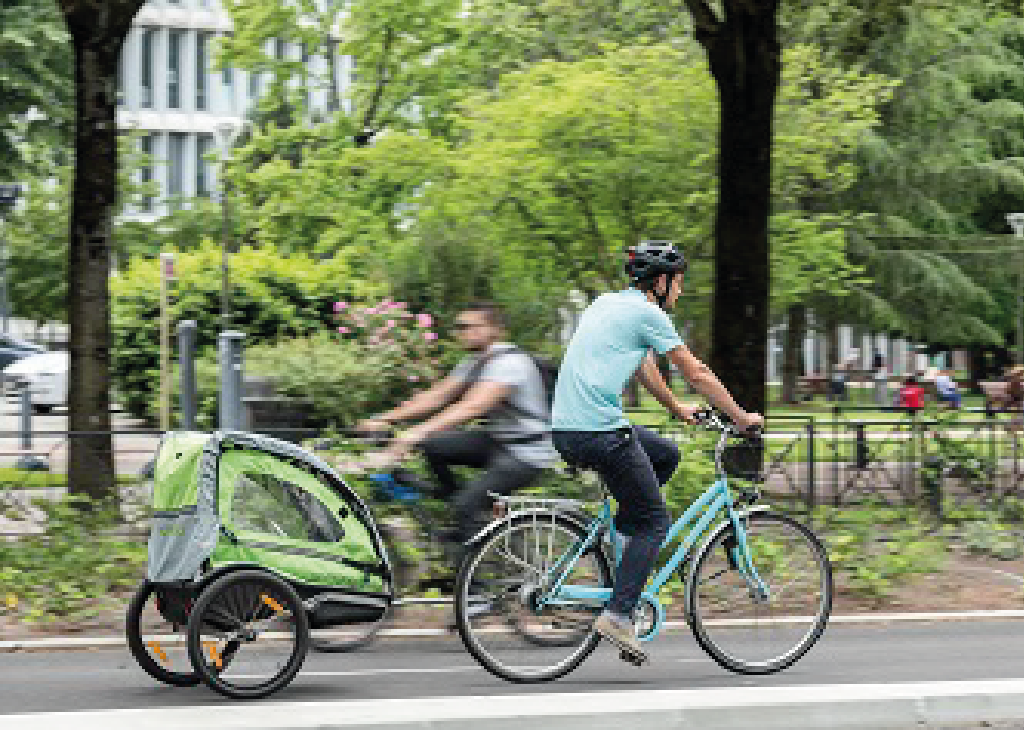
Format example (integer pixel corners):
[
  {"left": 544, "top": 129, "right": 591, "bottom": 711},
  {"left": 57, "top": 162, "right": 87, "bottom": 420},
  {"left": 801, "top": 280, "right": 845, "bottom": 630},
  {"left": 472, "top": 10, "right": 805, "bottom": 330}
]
[
  {"left": 7, "top": 680, "right": 1024, "bottom": 729},
  {"left": 4, "top": 609, "right": 1024, "bottom": 652}
]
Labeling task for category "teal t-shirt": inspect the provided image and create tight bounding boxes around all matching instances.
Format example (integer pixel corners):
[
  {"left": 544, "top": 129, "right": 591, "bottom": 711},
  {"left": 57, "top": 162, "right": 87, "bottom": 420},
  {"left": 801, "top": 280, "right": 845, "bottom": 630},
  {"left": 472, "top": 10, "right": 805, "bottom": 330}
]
[{"left": 552, "top": 288, "right": 684, "bottom": 431}]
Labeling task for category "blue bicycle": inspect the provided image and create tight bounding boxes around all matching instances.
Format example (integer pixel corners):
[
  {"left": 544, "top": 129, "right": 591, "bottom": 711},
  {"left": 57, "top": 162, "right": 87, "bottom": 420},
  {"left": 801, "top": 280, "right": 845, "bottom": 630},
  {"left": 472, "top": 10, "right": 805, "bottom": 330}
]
[{"left": 453, "top": 411, "right": 833, "bottom": 683}]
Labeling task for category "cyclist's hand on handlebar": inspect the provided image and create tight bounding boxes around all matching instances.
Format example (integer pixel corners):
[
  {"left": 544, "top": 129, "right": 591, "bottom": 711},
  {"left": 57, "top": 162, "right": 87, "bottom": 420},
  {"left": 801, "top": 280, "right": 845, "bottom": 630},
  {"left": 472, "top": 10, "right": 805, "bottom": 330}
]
[
  {"left": 735, "top": 411, "right": 764, "bottom": 435},
  {"left": 674, "top": 404, "right": 703, "bottom": 425},
  {"left": 356, "top": 417, "right": 391, "bottom": 434}
]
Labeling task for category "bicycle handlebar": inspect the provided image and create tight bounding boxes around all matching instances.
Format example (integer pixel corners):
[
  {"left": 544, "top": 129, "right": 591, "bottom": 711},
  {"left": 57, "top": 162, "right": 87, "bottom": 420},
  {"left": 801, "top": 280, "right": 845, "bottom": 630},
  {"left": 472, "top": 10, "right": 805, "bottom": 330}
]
[{"left": 690, "top": 409, "right": 762, "bottom": 440}]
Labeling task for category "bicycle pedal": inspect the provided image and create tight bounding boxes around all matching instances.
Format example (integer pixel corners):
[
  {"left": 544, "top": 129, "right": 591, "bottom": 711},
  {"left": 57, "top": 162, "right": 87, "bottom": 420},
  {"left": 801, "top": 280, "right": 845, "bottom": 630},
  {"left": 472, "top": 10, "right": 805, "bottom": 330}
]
[{"left": 619, "top": 649, "right": 646, "bottom": 667}]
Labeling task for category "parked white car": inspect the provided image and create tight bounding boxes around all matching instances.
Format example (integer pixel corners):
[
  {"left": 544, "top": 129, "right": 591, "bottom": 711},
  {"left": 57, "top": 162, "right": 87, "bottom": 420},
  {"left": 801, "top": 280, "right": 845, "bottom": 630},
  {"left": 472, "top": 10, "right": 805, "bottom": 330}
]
[{"left": 3, "top": 350, "right": 68, "bottom": 414}]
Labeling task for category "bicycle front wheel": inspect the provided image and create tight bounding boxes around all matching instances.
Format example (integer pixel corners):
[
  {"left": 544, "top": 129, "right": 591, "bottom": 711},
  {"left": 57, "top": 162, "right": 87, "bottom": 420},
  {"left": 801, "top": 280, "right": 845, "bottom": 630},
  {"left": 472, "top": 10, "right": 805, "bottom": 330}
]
[
  {"left": 686, "top": 509, "right": 832, "bottom": 675},
  {"left": 454, "top": 513, "right": 612, "bottom": 683}
]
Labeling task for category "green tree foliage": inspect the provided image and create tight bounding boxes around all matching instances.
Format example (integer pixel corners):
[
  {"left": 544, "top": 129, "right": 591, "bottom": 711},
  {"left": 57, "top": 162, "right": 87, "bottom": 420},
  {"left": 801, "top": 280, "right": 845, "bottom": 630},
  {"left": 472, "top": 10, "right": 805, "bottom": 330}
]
[
  {"left": 442, "top": 43, "right": 890, "bottom": 311},
  {"left": 804, "top": 3, "right": 1024, "bottom": 349},
  {"left": 0, "top": 0, "right": 72, "bottom": 176},
  {"left": 2, "top": 136, "right": 156, "bottom": 325}
]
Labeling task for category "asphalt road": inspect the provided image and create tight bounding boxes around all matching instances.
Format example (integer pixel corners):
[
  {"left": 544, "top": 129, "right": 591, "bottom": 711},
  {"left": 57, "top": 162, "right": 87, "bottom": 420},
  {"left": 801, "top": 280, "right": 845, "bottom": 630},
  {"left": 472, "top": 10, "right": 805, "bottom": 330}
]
[{"left": 2, "top": 619, "right": 1023, "bottom": 714}]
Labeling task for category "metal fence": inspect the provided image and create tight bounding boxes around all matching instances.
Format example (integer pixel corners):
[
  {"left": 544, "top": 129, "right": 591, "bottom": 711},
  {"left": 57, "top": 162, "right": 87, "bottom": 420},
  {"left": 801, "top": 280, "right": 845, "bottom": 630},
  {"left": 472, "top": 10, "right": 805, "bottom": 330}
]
[
  {"left": 3, "top": 412, "right": 1024, "bottom": 539},
  {"left": 752, "top": 408, "right": 1024, "bottom": 517}
]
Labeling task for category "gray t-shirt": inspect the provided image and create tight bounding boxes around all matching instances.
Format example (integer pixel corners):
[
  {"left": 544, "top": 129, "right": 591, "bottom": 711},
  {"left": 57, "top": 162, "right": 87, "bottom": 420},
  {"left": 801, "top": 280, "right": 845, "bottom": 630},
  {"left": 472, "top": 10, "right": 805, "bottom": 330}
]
[{"left": 451, "top": 342, "right": 558, "bottom": 469}]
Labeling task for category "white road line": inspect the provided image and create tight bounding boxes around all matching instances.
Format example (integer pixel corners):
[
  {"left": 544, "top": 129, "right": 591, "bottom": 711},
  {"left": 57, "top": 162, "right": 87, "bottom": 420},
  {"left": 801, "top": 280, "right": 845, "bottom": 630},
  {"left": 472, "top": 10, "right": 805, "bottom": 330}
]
[{"left": 7, "top": 679, "right": 1024, "bottom": 729}]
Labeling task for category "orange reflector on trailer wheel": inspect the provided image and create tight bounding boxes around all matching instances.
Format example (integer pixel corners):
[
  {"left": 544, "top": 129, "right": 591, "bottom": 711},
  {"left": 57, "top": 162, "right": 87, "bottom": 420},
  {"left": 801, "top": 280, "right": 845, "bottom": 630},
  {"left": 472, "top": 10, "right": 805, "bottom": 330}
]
[
  {"left": 261, "top": 594, "right": 285, "bottom": 614},
  {"left": 147, "top": 641, "right": 169, "bottom": 667}
]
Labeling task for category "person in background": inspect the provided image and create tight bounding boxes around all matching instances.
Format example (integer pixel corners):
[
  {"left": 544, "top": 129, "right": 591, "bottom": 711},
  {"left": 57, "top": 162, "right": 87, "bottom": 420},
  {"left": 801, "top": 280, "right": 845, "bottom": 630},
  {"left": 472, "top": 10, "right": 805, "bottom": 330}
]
[
  {"left": 828, "top": 361, "right": 847, "bottom": 402},
  {"left": 934, "top": 369, "right": 961, "bottom": 409},
  {"left": 897, "top": 374, "right": 926, "bottom": 412}
]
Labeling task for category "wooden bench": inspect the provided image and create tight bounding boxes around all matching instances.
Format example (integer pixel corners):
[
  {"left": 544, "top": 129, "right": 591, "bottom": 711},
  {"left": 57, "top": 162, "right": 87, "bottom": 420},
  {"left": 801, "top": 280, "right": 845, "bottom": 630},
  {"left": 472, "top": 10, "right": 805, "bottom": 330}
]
[{"left": 796, "top": 375, "right": 828, "bottom": 400}]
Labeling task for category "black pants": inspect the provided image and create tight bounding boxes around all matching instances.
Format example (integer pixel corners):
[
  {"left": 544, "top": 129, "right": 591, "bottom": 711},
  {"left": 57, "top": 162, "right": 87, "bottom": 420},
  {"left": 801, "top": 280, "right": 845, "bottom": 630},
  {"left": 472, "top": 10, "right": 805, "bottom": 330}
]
[
  {"left": 421, "top": 429, "right": 542, "bottom": 543},
  {"left": 552, "top": 425, "right": 679, "bottom": 616}
]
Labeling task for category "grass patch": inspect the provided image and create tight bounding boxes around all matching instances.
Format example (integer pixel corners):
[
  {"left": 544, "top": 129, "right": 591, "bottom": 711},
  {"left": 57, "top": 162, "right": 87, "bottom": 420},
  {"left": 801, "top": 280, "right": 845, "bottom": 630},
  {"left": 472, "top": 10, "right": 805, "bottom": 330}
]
[{"left": 0, "top": 495, "right": 147, "bottom": 623}]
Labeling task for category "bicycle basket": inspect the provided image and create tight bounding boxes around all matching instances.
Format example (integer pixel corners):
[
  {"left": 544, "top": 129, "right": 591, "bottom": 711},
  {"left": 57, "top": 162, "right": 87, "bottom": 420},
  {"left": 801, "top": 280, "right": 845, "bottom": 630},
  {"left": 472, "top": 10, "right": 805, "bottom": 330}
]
[{"left": 720, "top": 438, "right": 765, "bottom": 481}]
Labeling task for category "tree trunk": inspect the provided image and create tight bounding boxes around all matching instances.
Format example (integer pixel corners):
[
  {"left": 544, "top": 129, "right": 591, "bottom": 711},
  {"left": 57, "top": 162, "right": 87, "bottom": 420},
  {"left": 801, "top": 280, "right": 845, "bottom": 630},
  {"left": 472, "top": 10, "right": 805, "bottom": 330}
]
[
  {"left": 781, "top": 304, "right": 806, "bottom": 404},
  {"left": 687, "top": 0, "right": 781, "bottom": 416},
  {"left": 58, "top": 1, "right": 144, "bottom": 500}
]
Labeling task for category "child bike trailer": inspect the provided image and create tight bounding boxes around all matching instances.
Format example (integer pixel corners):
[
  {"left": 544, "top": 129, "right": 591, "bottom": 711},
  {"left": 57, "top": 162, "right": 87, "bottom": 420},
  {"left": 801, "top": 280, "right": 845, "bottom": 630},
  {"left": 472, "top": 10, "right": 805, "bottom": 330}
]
[{"left": 125, "top": 430, "right": 394, "bottom": 699}]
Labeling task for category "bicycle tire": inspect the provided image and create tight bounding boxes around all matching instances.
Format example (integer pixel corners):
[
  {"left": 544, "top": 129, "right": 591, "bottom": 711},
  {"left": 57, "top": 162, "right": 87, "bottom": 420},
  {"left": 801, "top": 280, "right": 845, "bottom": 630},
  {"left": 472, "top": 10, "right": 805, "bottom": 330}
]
[
  {"left": 125, "top": 580, "right": 200, "bottom": 687},
  {"left": 455, "top": 512, "right": 612, "bottom": 683},
  {"left": 686, "top": 509, "right": 832, "bottom": 675},
  {"left": 187, "top": 570, "right": 310, "bottom": 700}
]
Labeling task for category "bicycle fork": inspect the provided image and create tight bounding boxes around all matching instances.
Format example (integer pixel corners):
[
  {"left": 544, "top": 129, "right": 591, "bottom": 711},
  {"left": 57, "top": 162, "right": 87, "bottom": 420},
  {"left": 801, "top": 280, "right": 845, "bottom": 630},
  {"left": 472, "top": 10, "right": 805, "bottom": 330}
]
[{"left": 725, "top": 509, "right": 771, "bottom": 603}]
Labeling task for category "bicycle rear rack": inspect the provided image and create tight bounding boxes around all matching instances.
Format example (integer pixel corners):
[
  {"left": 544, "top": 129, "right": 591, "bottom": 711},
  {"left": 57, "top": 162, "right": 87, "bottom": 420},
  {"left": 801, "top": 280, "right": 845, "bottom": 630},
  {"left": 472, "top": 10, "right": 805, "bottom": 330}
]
[{"left": 490, "top": 493, "right": 587, "bottom": 519}]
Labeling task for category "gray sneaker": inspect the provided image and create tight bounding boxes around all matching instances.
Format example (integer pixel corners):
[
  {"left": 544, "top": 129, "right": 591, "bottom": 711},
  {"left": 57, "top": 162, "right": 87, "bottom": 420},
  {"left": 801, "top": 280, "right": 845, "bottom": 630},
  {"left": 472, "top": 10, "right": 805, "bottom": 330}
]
[{"left": 593, "top": 612, "right": 647, "bottom": 665}]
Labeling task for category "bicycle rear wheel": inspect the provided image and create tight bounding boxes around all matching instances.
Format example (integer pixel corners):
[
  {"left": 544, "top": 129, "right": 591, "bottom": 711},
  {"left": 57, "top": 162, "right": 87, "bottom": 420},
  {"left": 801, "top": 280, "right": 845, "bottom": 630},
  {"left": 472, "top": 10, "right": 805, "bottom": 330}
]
[
  {"left": 454, "top": 513, "right": 612, "bottom": 683},
  {"left": 687, "top": 509, "right": 832, "bottom": 675}
]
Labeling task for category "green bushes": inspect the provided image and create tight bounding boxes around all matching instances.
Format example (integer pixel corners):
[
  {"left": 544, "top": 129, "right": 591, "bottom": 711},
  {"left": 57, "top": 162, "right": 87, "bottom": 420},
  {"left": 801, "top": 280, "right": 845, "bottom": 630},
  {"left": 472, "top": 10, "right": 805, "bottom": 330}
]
[{"left": 111, "top": 240, "right": 382, "bottom": 423}]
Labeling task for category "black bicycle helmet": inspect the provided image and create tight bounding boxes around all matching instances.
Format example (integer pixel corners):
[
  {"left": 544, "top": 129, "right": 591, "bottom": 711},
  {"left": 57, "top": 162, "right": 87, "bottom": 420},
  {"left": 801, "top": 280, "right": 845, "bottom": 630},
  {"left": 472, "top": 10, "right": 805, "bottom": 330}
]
[{"left": 625, "top": 240, "right": 687, "bottom": 283}]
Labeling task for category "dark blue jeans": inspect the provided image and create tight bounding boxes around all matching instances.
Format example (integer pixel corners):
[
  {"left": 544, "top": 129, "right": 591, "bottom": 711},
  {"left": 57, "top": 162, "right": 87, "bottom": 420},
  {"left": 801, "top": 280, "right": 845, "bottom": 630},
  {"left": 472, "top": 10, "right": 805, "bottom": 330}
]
[{"left": 552, "top": 425, "right": 679, "bottom": 616}]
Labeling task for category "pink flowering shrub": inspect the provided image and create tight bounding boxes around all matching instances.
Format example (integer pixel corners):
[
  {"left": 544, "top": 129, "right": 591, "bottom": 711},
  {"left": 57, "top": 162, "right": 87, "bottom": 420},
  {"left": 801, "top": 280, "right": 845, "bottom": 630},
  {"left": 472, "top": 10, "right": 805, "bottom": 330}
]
[
  {"left": 243, "top": 298, "right": 457, "bottom": 427},
  {"left": 333, "top": 299, "right": 446, "bottom": 384}
]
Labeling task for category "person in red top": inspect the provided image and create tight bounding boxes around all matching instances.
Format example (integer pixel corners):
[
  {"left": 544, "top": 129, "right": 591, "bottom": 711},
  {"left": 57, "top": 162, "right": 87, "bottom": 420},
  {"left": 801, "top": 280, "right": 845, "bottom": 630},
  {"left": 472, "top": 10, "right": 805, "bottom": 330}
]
[{"left": 897, "top": 375, "right": 926, "bottom": 411}]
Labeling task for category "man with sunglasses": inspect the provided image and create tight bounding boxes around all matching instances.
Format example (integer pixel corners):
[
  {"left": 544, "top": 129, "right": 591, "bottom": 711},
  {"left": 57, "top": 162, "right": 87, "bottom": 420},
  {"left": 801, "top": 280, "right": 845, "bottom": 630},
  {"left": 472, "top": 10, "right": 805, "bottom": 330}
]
[
  {"left": 551, "top": 240, "right": 763, "bottom": 664},
  {"left": 358, "top": 301, "right": 555, "bottom": 556}
]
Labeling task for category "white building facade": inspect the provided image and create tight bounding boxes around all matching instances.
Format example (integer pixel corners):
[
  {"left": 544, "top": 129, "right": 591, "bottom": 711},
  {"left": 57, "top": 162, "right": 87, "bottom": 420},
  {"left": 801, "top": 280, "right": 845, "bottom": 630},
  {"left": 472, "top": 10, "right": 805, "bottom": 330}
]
[{"left": 116, "top": 0, "right": 352, "bottom": 221}]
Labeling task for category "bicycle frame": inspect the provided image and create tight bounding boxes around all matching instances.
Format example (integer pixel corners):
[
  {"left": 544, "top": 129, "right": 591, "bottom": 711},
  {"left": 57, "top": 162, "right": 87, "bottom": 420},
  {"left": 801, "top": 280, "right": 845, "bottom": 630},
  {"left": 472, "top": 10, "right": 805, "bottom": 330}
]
[{"left": 535, "top": 455, "right": 769, "bottom": 642}]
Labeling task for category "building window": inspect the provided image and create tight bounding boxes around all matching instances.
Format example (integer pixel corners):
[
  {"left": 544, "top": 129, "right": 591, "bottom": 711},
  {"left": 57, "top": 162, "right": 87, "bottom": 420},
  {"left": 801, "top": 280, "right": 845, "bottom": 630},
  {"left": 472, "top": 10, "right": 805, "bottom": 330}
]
[
  {"left": 140, "top": 134, "right": 155, "bottom": 212},
  {"left": 140, "top": 29, "right": 154, "bottom": 108},
  {"left": 117, "top": 45, "right": 125, "bottom": 107},
  {"left": 302, "top": 43, "right": 311, "bottom": 109},
  {"left": 168, "top": 30, "right": 183, "bottom": 109},
  {"left": 196, "top": 134, "right": 213, "bottom": 198},
  {"left": 196, "top": 32, "right": 210, "bottom": 110},
  {"left": 222, "top": 64, "right": 233, "bottom": 108},
  {"left": 168, "top": 132, "right": 186, "bottom": 209},
  {"left": 327, "top": 41, "right": 339, "bottom": 111}
]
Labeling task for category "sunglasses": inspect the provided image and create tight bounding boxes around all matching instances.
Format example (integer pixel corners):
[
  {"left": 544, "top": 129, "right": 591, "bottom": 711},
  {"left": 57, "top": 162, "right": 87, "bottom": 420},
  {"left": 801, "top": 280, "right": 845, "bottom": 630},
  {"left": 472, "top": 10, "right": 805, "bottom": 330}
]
[{"left": 453, "top": 322, "right": 481, "bottom": 331}]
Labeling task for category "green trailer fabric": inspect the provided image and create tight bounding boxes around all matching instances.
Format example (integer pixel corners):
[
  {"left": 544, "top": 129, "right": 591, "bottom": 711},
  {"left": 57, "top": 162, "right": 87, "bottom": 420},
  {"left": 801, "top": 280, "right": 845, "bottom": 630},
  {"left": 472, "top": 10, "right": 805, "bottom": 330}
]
[
  {"left": 216, "top": 449, "right": 385, "bottom": 590},
  {"left": 146, "top": 430, "right": 390, "bottom": 592}
]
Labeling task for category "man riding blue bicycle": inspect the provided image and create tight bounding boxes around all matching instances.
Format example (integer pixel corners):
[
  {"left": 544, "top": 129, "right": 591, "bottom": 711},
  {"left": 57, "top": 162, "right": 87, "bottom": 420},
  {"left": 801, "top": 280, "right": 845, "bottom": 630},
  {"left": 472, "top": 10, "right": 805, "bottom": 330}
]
[
  {"left": 357, "top": 301, "right": 557, "bottom": 564},
  {"left": 551, "top": 240, "right": 763, "bottom": 664}
]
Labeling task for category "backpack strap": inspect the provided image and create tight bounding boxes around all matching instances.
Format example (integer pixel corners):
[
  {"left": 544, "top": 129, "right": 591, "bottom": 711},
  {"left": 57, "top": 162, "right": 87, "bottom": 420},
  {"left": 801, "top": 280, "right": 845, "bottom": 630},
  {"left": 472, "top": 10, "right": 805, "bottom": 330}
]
[{"left": 449, "top": 347, "right": 550, "bottom": 439}]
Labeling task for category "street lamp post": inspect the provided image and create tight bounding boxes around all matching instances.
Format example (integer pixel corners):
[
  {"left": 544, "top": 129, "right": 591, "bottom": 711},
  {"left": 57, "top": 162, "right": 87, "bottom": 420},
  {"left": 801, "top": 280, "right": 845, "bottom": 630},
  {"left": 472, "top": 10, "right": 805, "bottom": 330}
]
[
  {"left": 1008, "top": 213, "right": 1024, "bottom": 365},
  {"left": 0, "top": 184, "right": 22, "bottom": 335},
  {"left": 214, "top": 123, "right": 240, "bottom": 332}
]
